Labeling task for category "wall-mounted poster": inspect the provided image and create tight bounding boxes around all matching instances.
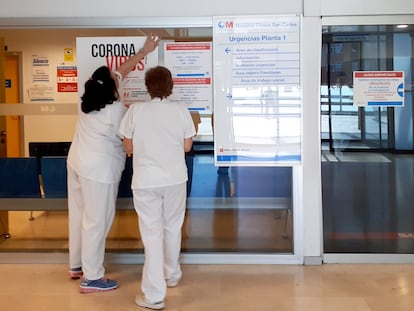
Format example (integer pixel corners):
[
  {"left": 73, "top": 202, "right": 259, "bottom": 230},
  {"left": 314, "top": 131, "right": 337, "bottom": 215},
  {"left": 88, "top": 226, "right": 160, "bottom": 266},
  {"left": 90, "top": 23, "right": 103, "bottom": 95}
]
[
  {"left": 213, "top": 15, "right": 302, "bottom": 166},
  {"left": 57, "top": 65, "right": 78, "bottom": 92},
  {"left": 353, "top": 71, "right": 404, "bottom": 107},
  {"left": 76, "top": 37, "right": 159, "bottom": 107},
  {"left": 31, "top": 55, "right": 50, "bottom": 83},
  {"left": 162, "top": 42, "right": 212, "bottom": 111}
]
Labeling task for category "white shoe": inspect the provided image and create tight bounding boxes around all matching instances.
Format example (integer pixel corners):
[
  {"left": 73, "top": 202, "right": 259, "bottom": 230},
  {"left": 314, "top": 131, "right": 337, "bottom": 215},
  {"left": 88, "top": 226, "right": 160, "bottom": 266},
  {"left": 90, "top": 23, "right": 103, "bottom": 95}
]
[
  {"left": 135, "top": 295, "right": 165, "bottom": 310},
  {"left": 166, "top": 277, "right": 181, "bottom": 288}
]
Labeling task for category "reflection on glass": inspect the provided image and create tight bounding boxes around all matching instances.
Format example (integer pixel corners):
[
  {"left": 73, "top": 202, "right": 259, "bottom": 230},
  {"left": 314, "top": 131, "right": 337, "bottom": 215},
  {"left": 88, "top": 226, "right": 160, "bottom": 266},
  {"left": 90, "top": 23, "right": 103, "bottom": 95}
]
[{"left": 185, "top": 155, "right": 293, "bottom": 253}]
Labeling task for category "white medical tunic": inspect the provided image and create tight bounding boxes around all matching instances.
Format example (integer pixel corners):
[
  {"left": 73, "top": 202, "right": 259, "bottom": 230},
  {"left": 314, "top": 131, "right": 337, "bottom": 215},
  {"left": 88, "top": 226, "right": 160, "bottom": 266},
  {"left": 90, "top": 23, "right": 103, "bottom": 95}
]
[
  {"left": 119, "top": 98, "right": 196, "bottom": 189},
  {"left": 67, "top": 100, "right": 127, "bottom": 184}
]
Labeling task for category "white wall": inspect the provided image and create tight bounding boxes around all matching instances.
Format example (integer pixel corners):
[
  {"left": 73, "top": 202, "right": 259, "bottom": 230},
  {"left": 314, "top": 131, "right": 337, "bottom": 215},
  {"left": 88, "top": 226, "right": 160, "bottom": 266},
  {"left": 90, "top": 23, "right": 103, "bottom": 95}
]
[
  {"left": 0, "top": 0, "right": 302, "bottom": 18},
  {"left": 1, "top": 0, "right": 413, "bottom": 19},
  {"left": 320, "top": 0, "right": 414, "bottom": 16}
]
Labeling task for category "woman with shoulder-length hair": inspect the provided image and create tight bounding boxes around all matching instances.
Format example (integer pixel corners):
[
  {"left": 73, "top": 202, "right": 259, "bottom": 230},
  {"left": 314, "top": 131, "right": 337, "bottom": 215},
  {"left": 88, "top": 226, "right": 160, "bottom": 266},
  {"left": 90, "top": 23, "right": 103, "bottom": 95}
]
[{"left": 67, "top": 33, "right": 160, "bottom": 293}]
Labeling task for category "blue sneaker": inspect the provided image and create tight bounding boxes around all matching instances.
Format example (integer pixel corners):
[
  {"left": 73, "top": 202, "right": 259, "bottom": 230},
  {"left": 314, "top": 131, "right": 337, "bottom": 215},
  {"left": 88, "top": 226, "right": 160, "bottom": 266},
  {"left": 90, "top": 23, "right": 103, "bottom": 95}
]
[
  {"left": 68, "top": 267, "right": 83, "bottom": 279},
  {"left": 79, "top": 277, "right": 118, "bottom": 293}
]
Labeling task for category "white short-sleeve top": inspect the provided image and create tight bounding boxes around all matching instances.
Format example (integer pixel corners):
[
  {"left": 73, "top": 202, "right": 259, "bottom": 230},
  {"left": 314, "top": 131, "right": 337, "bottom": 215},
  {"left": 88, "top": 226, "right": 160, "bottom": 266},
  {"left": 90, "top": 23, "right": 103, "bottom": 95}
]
[
  {"left": 67, "top": 71, "right": 127, "bottom": 183},
  {"left": 119, "top": 98, "right": 196, "bottom": 189}
]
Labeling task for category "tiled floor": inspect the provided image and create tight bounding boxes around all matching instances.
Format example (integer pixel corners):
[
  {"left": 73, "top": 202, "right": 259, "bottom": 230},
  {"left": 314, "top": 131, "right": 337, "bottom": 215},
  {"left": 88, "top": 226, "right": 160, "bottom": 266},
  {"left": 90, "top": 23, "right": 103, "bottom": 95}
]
[{"left": 1, "top": 263, "right": 414, "bottom": 310}]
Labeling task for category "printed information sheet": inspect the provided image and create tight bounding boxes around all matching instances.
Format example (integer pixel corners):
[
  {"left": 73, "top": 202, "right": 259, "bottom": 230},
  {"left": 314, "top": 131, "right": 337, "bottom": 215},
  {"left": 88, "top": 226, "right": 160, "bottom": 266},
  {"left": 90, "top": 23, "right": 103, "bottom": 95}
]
[
  {"left": 163, "top": 42, "right": 212, "bottom": 111},
  {"left": 353, "top": 71, "right": 404, "bottom": 107}
]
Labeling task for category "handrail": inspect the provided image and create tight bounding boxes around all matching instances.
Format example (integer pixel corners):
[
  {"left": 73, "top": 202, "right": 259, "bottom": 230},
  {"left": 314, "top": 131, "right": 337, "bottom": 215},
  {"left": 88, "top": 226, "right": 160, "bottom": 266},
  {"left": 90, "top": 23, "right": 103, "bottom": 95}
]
[{"left": 0, "top": 103, "right": 78, "bottom": 115}]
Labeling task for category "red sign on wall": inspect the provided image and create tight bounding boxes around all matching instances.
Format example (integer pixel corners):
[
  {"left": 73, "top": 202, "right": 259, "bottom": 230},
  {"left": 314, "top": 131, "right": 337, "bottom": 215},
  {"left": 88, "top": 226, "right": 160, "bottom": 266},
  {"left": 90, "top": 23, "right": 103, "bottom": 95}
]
[{"left": 57, "top": 66, "right": 78, "bottom": 92}]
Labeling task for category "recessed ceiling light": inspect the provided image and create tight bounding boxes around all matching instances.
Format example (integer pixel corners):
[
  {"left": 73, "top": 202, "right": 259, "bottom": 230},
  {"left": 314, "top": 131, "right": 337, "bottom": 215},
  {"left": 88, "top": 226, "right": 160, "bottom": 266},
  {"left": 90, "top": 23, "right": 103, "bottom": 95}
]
[{"left": 397, "top": 24, "right": 409, "bottom": 29}]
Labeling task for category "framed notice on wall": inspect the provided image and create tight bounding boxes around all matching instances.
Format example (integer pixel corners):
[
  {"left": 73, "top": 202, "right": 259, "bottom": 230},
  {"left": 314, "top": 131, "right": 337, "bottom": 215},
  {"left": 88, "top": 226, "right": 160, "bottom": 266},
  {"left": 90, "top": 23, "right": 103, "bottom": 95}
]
[{"left": 213, "top": 15, "right": 302, "bottom": 166}]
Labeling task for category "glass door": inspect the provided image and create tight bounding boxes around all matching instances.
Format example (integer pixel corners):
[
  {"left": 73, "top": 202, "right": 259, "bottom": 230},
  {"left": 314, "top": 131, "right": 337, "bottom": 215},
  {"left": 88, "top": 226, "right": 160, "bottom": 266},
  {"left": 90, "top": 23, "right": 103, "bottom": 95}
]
[
  {"left": 321, "top": 24, "right": 414, "bottom": 152},
  {"left": 321, "top": 17, "right": 414, "bottom": 258}
]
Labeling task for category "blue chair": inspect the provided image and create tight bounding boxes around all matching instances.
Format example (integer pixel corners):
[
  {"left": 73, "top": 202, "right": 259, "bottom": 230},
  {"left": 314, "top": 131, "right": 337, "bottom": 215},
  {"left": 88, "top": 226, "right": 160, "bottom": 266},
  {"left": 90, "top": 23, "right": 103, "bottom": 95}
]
[
  {"left": 0, "top": 157, "right": 40, "bottom": 198},
  {"left": 40, "top": 157, "right": 68, "bottom": 198},
  {"left": 0, "top": 157, "right": 41, "bottom": 237}
]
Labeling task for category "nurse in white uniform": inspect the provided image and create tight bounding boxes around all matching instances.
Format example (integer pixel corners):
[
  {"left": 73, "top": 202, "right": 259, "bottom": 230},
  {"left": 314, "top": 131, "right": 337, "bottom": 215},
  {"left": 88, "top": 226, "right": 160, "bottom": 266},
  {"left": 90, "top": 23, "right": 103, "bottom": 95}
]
[
  {"left": 66, "top": 33, "right": 160, "bottom": 293},
  {"left": 119, "top": 66, "right": 196, "bottom": 310}
]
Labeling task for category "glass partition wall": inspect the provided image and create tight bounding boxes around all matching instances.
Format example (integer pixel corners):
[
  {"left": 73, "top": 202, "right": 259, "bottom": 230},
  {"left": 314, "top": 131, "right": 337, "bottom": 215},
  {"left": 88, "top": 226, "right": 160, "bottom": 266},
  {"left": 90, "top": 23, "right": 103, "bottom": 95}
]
[
  {"left": 0, "top": 27, "right": 294, "bottom": 259},
  {"left": 321, "top": 20, "right": 414, "bottom": 257}
]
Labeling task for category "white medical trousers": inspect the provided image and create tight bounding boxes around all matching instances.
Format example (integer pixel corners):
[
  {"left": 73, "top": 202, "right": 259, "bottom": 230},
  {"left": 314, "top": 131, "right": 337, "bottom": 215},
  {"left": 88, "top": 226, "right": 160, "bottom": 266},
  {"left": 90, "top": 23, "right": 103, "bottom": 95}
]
[
  {"left": 133, "top": 182, "right": 186, "bottom": 302},
  {"left": 67, "top": 166, "right": 118, "bottom": 280}
]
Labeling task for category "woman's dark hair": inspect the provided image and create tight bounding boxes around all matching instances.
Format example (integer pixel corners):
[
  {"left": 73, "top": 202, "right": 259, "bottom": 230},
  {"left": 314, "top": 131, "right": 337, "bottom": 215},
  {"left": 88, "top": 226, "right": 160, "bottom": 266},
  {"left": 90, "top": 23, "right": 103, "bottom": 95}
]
[
  {"left": 81, "top": 66, "right": 119, "bottom": 113},
  {"left": 145, "top": 66, "right": 173, "bottom": 99}
]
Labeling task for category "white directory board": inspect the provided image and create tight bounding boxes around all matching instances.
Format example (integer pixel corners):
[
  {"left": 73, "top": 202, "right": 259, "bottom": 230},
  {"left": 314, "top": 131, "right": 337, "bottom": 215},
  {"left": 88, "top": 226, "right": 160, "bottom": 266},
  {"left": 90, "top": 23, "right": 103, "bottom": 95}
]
[
  {"left": 76, "top": 37, "right": 159, "bottom": 107},
  {"left": 162, "top": 42, "right": 213, "bottom": 111},
  {"left": 213, "top": 15, "right": 302, "bottom": 166},
  {"left": 353, "top": 71, "right": 404, "bottom": 107}
]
